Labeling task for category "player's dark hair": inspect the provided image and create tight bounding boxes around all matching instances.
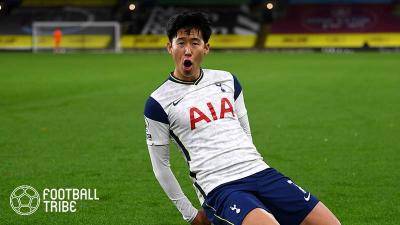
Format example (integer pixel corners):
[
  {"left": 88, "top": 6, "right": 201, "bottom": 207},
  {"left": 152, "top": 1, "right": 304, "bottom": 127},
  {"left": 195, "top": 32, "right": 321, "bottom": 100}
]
[{"left": 166, "top": 12, "right": 212, "bottom": 43}]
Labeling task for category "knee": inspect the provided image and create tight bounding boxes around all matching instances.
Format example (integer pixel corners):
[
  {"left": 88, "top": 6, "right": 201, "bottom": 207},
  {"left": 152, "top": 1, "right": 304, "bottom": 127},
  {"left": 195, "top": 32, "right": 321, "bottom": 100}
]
[{"left": 333, "top": 217, "right": 341, "bottom": 225}]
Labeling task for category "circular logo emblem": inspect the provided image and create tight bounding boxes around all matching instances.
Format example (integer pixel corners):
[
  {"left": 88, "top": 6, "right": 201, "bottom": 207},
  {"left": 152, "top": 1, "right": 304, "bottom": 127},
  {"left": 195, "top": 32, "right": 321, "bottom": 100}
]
[{"left": 10, "top": 185, "right": 40, "bottom": 215}]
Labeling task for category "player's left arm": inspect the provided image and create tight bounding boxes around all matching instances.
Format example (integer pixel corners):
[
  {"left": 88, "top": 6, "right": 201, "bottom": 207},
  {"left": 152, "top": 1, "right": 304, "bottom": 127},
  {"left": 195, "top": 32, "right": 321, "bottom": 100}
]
[{"left": 232, "top": 75, "right": 253, "bottom": 142}]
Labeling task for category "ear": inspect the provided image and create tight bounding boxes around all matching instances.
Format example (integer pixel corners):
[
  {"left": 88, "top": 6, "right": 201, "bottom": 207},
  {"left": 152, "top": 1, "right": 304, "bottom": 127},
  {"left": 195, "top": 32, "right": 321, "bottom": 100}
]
[
  {"left": 166, "top": 42, "right": 172, "bottom": 54},
  {"left": 204, "top": 43, "right": 210, "bottom": 55}
]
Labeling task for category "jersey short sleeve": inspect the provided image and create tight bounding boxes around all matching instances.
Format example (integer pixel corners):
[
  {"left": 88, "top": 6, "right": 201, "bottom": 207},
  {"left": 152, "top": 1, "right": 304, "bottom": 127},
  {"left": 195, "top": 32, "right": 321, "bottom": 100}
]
[
  {"left": 232, "top": 75, "right": 248, "bottom": 118},
  {"left": 144, "top": 96, "right": 170, "bottom": 146},
  {"left": 233, "top": 74, "right": 242, "bottom": 101}
]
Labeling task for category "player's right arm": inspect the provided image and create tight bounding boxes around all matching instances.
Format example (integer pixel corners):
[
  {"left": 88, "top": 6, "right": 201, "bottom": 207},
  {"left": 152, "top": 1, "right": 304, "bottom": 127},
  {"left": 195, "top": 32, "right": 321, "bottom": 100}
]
[
  {"left": 144, "top": 97, "right": 198, "bottom": 223},
  {"left": 147, "top": 144, "right": 198, "bottom": 222}
]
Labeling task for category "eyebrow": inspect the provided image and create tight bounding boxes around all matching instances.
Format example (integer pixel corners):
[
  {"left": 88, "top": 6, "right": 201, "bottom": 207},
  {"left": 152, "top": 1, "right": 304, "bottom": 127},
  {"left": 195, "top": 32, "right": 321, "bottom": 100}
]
[{"left": 176, "top": 37, "right": 201, "bottom": 41}]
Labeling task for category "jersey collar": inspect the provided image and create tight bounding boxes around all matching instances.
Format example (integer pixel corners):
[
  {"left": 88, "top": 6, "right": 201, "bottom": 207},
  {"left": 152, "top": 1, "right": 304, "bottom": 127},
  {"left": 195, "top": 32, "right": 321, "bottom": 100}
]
[{"left": 168, "top": 69, "right": 204, "bottom": 85}]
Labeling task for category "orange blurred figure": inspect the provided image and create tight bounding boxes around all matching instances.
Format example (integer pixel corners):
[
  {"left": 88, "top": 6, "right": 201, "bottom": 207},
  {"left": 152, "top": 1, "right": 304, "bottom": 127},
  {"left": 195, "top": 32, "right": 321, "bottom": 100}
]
[{"left": 53, "top": 28, "right": 62, "bottom": 53}]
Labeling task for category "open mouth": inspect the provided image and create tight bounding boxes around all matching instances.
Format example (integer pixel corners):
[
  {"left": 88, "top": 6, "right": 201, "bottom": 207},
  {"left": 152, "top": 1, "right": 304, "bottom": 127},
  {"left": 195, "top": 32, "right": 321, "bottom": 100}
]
[{"left": 183, "top": 59, "right": 192, "bottom": 68}]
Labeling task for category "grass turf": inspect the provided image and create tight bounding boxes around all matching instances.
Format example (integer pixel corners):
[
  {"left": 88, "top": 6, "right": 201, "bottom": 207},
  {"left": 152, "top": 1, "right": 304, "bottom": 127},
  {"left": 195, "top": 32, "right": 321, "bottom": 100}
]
[{"left": 0, "top": 52, "right": 399, "bottom": 225}]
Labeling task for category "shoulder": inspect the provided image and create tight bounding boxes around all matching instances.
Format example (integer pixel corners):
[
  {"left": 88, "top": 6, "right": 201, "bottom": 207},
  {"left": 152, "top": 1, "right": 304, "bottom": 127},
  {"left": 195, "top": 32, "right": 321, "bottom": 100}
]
[
  {"left": 144, "top": 97, "right": 169, "bottom": 124},
  {"left": 144, "top": 80, "right": 172, "bottom": 124},
  {"left": 202, "top": 68, "right": 233, "bottom": 80},
  {"left": 203, "top": 68, "right": 243, "bottom": 99},
  {"left": 202, "top": 68, "right": 241, "bottom": 83}
]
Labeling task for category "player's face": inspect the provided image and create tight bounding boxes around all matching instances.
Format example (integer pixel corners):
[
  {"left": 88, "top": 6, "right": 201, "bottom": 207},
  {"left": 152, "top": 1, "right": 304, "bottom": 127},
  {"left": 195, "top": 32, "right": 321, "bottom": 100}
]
[{"left": 167, "top": 28, "right": 210, "bottom": 80}]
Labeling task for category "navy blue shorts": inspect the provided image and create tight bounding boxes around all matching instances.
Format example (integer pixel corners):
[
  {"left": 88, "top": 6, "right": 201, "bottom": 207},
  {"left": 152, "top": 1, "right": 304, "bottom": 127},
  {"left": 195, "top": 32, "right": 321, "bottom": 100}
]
[{"left": 202, "top": 168, "right": 319, "bottom": 225}]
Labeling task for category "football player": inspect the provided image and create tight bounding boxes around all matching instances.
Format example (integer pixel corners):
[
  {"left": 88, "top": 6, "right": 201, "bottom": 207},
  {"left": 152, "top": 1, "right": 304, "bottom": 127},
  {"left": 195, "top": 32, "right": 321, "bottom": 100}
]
[{"left": 144, "top": 12, "right": 341, "bottom": 225}]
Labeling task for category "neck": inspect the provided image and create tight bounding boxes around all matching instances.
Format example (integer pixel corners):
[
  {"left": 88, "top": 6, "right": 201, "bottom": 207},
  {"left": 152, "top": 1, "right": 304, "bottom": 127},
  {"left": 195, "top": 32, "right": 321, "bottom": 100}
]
[{"left": 173, "top": 68, "right": 200, "bottom": 82}]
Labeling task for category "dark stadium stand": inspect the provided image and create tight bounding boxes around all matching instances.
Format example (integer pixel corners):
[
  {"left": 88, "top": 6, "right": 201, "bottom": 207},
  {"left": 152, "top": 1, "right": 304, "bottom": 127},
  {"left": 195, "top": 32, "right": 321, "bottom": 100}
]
[
  {"left": 0, "top": 0, "right": 399, "bottom": 50},
  {"left": 270, "top": 4, "right": 400, "bottom": 33},
  {"left": 21, "top": 0, "right": 117, "bottom": 7},
  {"left": 266, "top": 2, "right": 400, "bottom": 48},
  {"left": 138, "top": 5, "right": 260, "bottom": 35},
  {"left": 0, "top": 7, "right": 113, "bottom": 34}
]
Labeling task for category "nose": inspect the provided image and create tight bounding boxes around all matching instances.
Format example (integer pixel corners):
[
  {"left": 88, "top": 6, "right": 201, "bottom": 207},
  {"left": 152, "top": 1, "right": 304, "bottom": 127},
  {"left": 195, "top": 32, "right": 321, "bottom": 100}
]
[{"left": 184, "top": 45, "right": 192, "bottom": 56}]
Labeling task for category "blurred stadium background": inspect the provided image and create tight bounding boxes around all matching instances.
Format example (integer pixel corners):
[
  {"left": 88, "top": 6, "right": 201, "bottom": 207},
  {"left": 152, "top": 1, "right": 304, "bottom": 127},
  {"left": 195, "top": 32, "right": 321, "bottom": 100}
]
[
  {"left": 0, "top": 1, "right": 399, "bottom": 225},
  {"left": 1, "top": 0, "right": 400, "bottom": 51}
]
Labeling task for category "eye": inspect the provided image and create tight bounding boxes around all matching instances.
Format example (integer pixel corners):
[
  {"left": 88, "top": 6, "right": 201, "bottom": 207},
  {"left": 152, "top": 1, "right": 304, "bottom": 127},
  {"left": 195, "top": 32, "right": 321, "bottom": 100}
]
[
  {"left": 177, "top": 42, "right": 184, "bottom": 46},
  {"left": 192, "top": 42, "right": 199, "bottom": 46}
]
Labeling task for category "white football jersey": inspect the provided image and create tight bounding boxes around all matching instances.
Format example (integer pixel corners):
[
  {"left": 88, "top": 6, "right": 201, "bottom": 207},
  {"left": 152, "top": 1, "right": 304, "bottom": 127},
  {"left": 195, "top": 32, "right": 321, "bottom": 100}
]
[{"left": 144, "top": 69, "right": 269, "bottom": 204}]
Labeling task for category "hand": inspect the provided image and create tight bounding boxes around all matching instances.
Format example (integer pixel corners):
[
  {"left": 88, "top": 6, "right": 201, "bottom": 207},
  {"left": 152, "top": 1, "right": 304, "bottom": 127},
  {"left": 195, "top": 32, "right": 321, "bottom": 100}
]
[{"left": 191, "top": 209, "right": 211, "bottom": 225}]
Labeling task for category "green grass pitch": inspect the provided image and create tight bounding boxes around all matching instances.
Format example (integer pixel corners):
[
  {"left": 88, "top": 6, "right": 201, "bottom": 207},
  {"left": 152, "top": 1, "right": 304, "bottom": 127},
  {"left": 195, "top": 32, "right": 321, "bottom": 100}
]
[{"left": 0, "top": 52, "right": 399, "bottom": 225}]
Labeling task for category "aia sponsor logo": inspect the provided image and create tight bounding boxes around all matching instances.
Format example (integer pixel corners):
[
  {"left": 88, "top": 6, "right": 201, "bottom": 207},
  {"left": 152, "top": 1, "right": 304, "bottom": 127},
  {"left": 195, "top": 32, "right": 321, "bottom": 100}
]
[{"left": 189, "top": 98, "right": 235, "bottom": 130}]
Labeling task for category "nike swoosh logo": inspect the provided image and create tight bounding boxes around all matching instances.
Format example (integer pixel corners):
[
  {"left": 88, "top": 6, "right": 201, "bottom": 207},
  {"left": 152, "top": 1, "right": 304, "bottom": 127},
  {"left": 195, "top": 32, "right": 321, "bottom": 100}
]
[
  {"left": 304, "top": 192, "right": 311, "bottom": 201},
  {"left": 172, "top": 98, "right": 183, "bottom": 106}
]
